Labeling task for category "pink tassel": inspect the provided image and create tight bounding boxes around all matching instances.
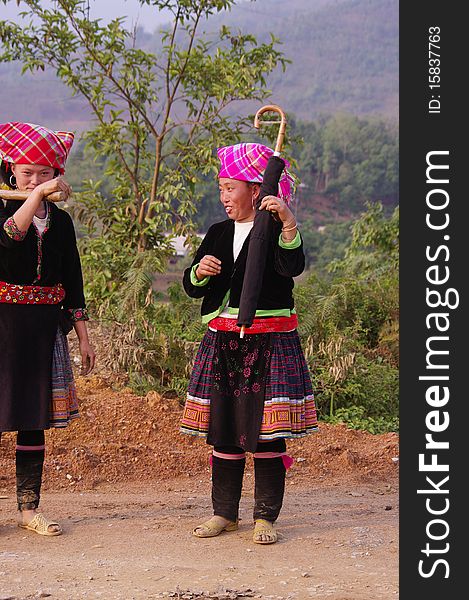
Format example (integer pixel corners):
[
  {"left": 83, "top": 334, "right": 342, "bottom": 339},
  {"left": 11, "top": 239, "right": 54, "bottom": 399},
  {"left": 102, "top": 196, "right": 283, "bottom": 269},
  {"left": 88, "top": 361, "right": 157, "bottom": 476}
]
[{"left": 282, "top": 454, "right": 294, "bottom": 470}]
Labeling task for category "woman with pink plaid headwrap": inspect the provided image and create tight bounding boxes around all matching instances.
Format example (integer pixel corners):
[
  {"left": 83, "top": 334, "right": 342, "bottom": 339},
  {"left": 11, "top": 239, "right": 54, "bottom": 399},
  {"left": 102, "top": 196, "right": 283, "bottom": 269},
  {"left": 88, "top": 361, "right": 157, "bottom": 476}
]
[
  {"left": 0, "top": 122, "right": 95, "bottom": 536},
  {"left": 181, "top": 142, "right": 317, "bottom": 545}
]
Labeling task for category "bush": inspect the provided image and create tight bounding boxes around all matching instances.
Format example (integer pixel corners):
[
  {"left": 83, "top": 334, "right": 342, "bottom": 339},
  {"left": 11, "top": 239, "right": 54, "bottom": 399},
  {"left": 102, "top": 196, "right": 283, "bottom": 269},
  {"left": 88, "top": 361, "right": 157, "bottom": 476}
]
[{"left": 324, "top": 405, "right": 399, "bottom": 434}]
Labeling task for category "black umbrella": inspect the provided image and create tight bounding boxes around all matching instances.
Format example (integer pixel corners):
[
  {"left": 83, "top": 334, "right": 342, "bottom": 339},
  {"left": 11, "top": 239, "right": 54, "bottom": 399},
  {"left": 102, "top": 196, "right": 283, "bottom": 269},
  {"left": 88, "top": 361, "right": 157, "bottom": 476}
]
[{"left": 237, "top": 105, "right": 289, "bottom": 336}]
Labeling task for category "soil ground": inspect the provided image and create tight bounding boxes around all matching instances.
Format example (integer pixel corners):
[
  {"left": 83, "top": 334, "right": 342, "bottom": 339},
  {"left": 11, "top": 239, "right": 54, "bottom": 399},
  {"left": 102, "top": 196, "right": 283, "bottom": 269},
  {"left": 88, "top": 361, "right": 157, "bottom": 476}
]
[{"left": 1, "top": 365, "right": 399, "bottom": 600}]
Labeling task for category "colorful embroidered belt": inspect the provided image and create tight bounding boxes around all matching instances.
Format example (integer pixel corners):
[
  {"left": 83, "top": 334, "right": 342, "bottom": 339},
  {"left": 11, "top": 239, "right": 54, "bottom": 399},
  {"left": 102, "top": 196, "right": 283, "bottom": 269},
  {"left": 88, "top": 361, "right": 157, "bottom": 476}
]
[
  {"left": 208, "top": 314, "right": 298, "bottom": 334},
  {"left": 0, "top": 281, "right": 65, "bottom": 305}
]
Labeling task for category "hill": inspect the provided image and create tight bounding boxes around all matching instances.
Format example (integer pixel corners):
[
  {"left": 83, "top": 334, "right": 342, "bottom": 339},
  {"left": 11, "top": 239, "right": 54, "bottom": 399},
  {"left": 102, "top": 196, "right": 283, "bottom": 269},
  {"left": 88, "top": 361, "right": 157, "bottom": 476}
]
[
  {"left": 0, "top": 0, "right": 398, "bottom": 129},
  {"left": 210, "top": 0, "right": 398, "bottom": 121}
]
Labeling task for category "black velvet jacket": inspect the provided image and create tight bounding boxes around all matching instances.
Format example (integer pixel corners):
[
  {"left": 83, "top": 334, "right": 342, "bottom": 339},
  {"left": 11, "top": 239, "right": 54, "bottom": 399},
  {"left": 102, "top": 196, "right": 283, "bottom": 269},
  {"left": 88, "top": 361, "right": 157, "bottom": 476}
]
[
  {"left": 183, "top": 218, "right": 305, "bottom": 319},
  {"left": 0, "top": 200, "right": 86, "bottom": 310}
]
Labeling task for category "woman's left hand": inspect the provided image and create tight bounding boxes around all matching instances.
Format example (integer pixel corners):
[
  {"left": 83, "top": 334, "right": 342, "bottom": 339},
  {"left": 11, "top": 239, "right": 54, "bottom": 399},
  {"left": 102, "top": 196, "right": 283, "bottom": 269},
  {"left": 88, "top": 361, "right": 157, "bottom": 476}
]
[
  {"left": 33, "top": 176, "right": 72, "bottom": 201},
  {"left": 259, "top": 195, "right": 295, "bottom": 227},
  {"left": 79, "top": 340, "right": 96, "bottom": 376}
]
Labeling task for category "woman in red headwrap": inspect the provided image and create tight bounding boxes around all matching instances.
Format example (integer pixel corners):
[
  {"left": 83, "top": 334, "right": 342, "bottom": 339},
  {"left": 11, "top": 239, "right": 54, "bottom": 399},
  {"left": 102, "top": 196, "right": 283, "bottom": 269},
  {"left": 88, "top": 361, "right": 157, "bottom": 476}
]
[
  {"left": 180, "top": 143, "right": 317, "bottom": 544},
  {"left": 0, "top": 122, "right": 95, "bottom": 536}
]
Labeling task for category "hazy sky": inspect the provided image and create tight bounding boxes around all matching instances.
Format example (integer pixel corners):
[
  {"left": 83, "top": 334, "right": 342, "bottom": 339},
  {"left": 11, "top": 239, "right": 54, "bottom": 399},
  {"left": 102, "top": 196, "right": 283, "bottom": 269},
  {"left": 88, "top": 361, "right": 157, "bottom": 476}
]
[{"left": 0, "top": 0, "right": 173, "bottom": 33}]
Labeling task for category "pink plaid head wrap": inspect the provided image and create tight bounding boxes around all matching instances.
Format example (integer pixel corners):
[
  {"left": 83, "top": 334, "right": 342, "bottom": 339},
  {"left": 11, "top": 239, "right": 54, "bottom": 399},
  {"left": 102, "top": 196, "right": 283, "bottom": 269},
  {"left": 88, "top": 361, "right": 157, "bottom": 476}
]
[
  {"left": 217, "top": 143, "right": 295, "bottom": 204},
  {"left": 0, "top": 122, "right": 74, "bottom": 174}
]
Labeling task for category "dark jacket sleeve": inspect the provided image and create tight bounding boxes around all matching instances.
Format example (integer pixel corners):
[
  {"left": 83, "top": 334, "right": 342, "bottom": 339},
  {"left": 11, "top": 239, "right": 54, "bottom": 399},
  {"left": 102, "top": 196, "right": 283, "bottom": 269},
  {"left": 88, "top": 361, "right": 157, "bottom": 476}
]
[
  {"left": 182, "top": 227, "right": 215, "bottom": 298},
  {"left": 273, "top": 230, "right": 306, "bottom": 278},
  {"left": 0, "top": 202, "right": 21, "bottom": 249},
  {"left": 60, "top": 211, "right": 86, "bottom": 310}
]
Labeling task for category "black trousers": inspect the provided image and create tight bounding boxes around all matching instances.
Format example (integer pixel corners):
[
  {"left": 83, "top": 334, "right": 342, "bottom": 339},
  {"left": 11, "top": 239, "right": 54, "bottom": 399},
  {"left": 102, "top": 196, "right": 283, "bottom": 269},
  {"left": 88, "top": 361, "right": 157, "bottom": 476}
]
[
  {"left": 0, "top": 430, "right": 45, "bottom": 510},
  {"left": 211, "top": 439, "right": 287, "bottom": 523}
]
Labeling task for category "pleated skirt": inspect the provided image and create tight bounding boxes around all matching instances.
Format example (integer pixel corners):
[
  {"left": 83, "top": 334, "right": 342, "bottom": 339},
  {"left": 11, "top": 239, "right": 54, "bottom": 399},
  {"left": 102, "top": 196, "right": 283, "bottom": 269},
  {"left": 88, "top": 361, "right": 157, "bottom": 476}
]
[{"left": 181, "top": 329, "right": 318, "bottom": 452}]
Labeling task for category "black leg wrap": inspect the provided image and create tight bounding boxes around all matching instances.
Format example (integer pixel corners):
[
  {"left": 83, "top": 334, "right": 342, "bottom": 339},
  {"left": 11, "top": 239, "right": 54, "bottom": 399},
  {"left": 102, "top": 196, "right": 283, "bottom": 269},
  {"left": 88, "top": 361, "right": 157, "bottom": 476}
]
[
  {"left": 211, "top": 455, "right": 245, "bottom": 522},
  {"left": 253, "top": 456, "right": 286, "bottom": 523},
  {"left": 16, "top": 436, "right": 45, "bottom": 511}
]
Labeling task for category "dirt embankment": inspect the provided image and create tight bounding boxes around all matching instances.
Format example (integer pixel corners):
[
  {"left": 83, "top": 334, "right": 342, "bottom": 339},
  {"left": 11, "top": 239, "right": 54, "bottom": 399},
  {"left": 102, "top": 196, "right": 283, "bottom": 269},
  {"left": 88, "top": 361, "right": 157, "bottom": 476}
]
[{"left": 0, "top": 374, "right": 399, "bottom": 491}]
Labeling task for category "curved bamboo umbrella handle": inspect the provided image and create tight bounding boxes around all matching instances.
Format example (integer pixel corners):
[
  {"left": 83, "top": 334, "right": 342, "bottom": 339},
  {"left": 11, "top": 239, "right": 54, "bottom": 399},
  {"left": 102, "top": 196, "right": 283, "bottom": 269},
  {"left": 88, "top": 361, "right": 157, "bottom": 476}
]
[
  {"left": 253, "top": 104, "right": 287, "bottom": 155},
  {"left": 0, "top": 190, "right": 67, "bottom": 202}
]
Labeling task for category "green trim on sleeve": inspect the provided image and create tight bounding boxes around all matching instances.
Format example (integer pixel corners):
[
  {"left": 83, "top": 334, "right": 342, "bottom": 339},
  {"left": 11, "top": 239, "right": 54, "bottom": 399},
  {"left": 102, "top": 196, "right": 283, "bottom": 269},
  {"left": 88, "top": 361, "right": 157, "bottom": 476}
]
[
  {"left": 278, "top": 230, "right": 301, "bottom": 249},
  {"left": 190, "top": 264, "right": 210, "bottom": 286}
]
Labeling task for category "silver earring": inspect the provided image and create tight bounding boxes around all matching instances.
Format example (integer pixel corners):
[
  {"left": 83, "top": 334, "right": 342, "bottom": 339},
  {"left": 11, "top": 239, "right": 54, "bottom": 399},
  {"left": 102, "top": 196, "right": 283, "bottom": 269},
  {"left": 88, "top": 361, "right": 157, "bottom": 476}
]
[{"left": 9, "top": 174, "right": 17, "bottom": 189}]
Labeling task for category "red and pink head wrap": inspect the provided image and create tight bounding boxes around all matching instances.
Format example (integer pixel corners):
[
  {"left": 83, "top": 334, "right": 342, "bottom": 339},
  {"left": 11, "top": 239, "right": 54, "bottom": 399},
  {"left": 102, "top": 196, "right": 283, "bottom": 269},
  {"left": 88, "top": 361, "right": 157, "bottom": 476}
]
[
  {"left": 0, "top": 121, "right": 74, "bottom": 175},
  {"left": 217, "top": 142, "right": 295, "bottom": 204}
]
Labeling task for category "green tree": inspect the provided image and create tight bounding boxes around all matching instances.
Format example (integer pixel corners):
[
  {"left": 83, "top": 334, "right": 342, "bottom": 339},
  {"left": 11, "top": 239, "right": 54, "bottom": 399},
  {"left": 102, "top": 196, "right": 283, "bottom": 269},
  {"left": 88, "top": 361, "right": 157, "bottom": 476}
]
[
  {"left": 0, "top": 0, "right": 288, "bottom": 314},
  {"left": 287, "top": 114, "right": 398, "bottom": 215},
  {"left": 300, "top": 220, "right": 352, "bottom": 272},
  {"left": 323, "top": 115, "right": 398, "bottom": 209}
]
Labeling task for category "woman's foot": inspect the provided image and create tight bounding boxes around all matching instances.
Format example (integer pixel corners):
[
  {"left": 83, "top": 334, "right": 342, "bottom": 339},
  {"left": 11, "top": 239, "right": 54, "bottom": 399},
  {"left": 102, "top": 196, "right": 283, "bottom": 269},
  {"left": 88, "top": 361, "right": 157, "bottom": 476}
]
[
  {"left": 18, "top": 509, "right": 63, "bottom": 536},
  {"left": 253, "top": 518, "right": 278, "bottom": 544},
  {"left": 192, "top": 515, "right": 238, "bottom": 538}
]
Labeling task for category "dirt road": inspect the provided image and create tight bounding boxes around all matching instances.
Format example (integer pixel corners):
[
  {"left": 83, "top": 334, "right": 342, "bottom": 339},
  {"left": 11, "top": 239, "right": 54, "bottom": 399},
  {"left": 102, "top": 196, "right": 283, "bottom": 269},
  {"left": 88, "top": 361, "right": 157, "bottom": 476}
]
[{"left": 1, "top": 477, "right": 398, "bottom": 600}]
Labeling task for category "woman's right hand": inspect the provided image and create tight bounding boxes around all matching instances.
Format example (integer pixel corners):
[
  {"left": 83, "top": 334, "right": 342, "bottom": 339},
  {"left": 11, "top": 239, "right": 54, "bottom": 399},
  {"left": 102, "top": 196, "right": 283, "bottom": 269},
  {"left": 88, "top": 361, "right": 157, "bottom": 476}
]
[{"left": 196, "top": 255, "right": 222, "bottom": 280}]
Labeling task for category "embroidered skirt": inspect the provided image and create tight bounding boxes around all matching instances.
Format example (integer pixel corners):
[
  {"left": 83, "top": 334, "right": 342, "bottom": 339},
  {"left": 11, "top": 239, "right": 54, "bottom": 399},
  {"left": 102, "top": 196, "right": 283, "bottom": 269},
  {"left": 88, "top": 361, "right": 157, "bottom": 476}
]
[
  {"left": 50, "top": 327, "right": 79, "bottom": 427},
  {"left": 180, "top": 329, "right": 318, "bottom": 452},
  {"left": 0, "top": 303, "right": 78, "bottom": 431}
]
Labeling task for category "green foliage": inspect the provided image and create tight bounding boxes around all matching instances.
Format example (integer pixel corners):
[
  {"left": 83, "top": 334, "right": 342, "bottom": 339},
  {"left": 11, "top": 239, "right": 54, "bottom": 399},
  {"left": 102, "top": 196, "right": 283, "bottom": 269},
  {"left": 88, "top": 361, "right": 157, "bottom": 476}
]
[
  {"left": 324, "top": 406, "right": 399, "bottom": 435},
  {"left": 300, "top": 220, "right": 352, "bottom": 271},
  {"left": 296, "top": 203, "right": 399, "bottom": 432},
  {"left": 97, "top": 279, "right": 205, "bottom": 396},
  {"left": 105, "top": 316, "right": 199, "bottom": 395},
  {"left": 311, "top": 351, "right": 398, "bottom": 424},
  {"left": 153, "top": 282, "right": 207, "bottom": 342},
  {"left": 290, "top": 113, "right": 398, "bottom": 214}
]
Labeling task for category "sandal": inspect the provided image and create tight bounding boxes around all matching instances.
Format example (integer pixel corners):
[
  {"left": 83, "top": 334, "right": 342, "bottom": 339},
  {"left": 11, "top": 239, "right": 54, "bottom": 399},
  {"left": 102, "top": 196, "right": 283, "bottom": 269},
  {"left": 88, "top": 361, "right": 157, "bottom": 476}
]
[
  {"left": 192, "top": 516, "right": 238, "bottom": 538},
  {"left": 18, "top": 513, "right": 63, "bottom": 536},
  {"left": 253, "top": 519, "right": 278, "bottom": 544}
]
